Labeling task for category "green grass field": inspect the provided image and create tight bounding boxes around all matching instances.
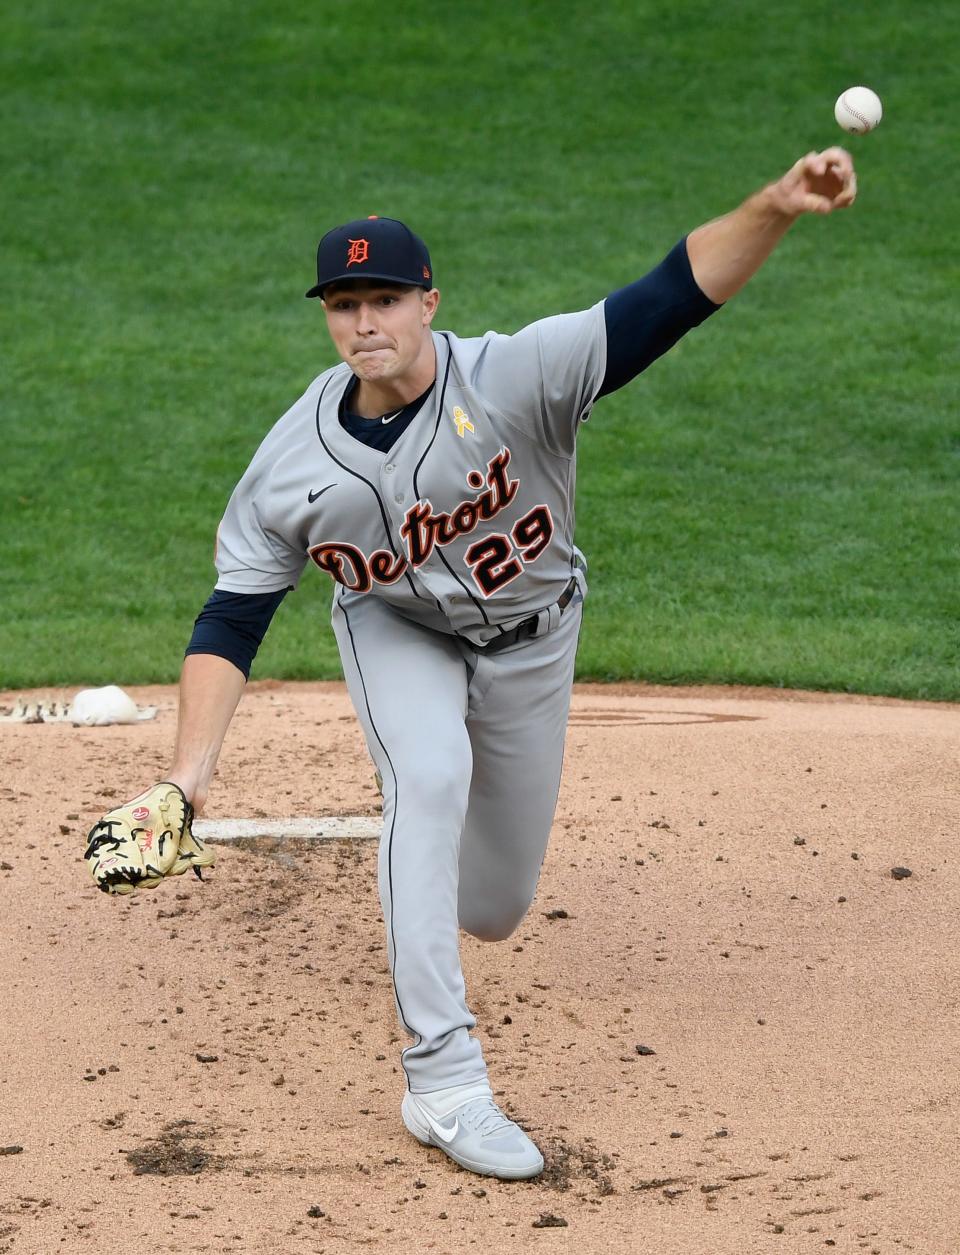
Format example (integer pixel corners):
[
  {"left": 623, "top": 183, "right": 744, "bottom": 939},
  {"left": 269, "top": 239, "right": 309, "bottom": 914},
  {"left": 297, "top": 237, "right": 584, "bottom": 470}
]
[{"left": 3, "top": 1, "right": 957, "bottom": 698}]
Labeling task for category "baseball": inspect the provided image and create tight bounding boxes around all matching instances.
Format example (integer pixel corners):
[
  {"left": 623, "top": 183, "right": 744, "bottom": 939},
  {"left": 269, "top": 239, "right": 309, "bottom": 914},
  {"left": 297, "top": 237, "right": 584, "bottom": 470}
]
[{"left": 834, "top": 85, "right": 882, "bottom": 134}]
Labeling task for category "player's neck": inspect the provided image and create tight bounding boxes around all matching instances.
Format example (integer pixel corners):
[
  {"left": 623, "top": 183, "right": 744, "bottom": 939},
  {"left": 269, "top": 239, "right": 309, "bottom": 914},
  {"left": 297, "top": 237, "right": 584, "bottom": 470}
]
[{"left": 352, "top": 339, "right": 437, "bottom": 420}]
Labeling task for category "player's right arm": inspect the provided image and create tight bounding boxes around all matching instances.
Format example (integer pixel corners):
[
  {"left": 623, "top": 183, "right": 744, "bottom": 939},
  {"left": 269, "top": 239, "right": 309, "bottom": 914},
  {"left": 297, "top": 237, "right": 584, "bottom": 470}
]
[
  {"left": 686, "top": 148, "right": 856, "bottom": 304},
  {"left": 473, "top": 240, "right": 719, "bottom": 456},
  {"left": 478, "top": 149, "right": 855, "bottom": 454}
]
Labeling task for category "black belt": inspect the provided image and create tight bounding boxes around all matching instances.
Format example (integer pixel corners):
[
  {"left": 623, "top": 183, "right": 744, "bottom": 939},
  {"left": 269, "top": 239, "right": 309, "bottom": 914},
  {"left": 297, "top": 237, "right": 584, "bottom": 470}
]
[{"left": 469, "top": 576, "right": 578, "bottom": 655}]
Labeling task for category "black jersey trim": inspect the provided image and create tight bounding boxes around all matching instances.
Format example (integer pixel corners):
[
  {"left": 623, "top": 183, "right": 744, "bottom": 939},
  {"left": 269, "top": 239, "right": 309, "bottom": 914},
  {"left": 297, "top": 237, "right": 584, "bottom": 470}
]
[
  {"left": 337, "top": 590, "right": 419, "bottom": 1088},
  {"left": 412, "top": 335, "right": 492, "bottom": 626},
  {"left": 315, "top": 373, "right": 424, "bottom": 601}
]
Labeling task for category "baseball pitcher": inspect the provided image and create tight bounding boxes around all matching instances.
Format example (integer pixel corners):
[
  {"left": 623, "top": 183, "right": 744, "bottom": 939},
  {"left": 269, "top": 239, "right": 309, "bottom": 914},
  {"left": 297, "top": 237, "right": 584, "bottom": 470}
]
[{"left": 85, "top": 149, "right": 857, "bottom": 1179}]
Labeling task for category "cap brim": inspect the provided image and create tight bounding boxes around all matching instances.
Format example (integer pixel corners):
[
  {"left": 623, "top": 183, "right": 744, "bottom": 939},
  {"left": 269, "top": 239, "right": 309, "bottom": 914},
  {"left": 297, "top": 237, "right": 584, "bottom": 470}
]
[{"left": 305, "top": 271, "right": 431, "bottom": 300}]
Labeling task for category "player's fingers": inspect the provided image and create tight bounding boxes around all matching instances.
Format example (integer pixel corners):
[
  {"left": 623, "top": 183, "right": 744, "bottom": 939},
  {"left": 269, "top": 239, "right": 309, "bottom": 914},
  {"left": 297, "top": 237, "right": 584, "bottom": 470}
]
[
  {"left": 825, "top": 159, "right": 855, "bottom": 193},
  {"left": 834, "top": 171, "right": 858, "bottom": 207},
  {"left": 801, "top": 192, "right": 835, "bottom": 214},
  {"left": 818, "top": 145, "right": 854, "bottom": 174},
  {"left": 797, "top": 149, "right": 830, "bottom": 178},
  {"left": 785, "top": 151, "right": 815, "bottom": 184},
  {"left": 826, "top": 159, "right": 852, "bottom": 180},
  {"left": 826, "top": 163, "right": 857, "bottom": 204},
  {"left": 811, "top": 155, "right": 829, "bottom": 178}
]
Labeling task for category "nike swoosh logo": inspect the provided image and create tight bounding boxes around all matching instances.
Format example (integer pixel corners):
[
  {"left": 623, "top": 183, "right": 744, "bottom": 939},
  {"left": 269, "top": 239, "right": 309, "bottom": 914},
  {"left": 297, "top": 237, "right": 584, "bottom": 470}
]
[
  {"left": 421, "top": 1109, "right": 459, "bottom": 1144},
  {"left": 381, "top": 411, "right": 402, "bottom": 425},
  {"left": 307, "top": 485, "right": 335, "bottom": 504}
]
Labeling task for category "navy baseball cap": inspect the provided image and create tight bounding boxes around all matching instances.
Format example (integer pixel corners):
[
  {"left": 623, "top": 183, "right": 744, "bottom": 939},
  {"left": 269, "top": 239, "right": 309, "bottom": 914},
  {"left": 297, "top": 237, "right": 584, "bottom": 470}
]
[{"left": 305, "top": 216, "right": 433, "bottom": 299}]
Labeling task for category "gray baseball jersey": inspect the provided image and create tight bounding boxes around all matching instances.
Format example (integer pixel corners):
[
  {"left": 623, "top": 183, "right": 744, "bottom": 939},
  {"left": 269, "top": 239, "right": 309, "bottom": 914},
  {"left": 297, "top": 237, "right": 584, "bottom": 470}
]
[{"left": 213, "top": 305, "right": 606, "bottom": 644}]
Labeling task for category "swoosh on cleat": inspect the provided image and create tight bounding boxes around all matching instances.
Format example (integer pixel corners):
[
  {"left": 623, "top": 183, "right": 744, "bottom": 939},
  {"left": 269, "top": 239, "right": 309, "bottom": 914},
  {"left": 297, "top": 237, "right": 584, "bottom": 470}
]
[{"left": 421, "top": 1109, "right": 459, "bottom": 1144}]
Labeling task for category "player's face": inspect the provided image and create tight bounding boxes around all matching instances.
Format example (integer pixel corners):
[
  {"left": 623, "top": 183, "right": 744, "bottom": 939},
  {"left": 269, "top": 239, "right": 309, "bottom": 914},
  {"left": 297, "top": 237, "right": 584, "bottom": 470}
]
[{"left": 322, "top": 283, "right": 440, "bottom": 383}]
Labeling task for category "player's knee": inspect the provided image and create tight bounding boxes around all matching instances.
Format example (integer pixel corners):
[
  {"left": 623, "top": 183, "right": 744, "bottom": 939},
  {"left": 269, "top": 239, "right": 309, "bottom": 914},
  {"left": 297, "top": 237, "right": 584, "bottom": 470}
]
[
  {"left": 460, "top": 915, "right": 522, "bottom": 943},
  {"left": 385, "top": 743, "right": 472, "bottom": 817},
  {"left": 459, "top": 899, "right": 529, "bottom": 943}
]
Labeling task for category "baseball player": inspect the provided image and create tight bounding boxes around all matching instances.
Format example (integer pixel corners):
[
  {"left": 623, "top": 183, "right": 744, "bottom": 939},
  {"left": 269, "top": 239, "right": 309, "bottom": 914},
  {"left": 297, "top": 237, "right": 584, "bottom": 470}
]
[{"left": 88, "top": 148, "right": 856, "bottom": 1179}]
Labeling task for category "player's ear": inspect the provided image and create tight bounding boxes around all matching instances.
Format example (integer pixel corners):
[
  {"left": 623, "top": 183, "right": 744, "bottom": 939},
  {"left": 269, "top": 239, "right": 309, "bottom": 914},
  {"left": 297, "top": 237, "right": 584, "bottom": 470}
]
[{"left": 421, "top": 287, "right": 440, "bottom": 325}]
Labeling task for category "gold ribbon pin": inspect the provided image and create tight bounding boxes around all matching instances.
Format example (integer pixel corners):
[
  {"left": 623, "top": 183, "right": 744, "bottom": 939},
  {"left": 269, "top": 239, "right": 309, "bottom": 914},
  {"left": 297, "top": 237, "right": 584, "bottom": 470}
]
[{"left": 453, "top": 406, "right": 475, "bottom": 438}]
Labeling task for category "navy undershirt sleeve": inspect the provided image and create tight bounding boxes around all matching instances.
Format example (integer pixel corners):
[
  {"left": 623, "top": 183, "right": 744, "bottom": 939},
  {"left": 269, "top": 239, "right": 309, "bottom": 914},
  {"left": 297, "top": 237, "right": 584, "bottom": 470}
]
[
  {"left": 184, "top": 587, "right": 291, "bottom": 680},
  {"left": 599, "top": 236, "right": 721, "bottom": 398}
]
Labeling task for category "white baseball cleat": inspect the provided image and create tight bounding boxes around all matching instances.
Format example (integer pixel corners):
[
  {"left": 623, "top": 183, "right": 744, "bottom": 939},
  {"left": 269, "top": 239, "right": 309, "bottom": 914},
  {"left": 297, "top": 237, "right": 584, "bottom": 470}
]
[{"left": 401, "top": 1082, "right": 544, "bottom": 1180}]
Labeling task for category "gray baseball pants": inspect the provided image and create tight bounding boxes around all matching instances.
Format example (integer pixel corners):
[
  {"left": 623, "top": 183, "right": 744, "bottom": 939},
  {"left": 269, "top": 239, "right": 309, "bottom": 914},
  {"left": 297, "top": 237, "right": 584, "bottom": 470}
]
[{"left": 332, "top": 588, "right": 581, "bottom": 1093}]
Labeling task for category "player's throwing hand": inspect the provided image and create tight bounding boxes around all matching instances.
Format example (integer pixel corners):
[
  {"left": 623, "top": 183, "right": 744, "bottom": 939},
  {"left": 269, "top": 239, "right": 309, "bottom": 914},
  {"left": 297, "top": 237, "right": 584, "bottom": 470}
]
[{"left": 773, "top": 147, "right": 858, "bottom": 216}]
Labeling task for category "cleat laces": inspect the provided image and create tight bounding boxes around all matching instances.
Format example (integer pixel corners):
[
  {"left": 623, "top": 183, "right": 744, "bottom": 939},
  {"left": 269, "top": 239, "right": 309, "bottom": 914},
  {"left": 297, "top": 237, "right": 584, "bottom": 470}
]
[{"left": 470, "top": 1099, "right": 516, "bottom": 1138}]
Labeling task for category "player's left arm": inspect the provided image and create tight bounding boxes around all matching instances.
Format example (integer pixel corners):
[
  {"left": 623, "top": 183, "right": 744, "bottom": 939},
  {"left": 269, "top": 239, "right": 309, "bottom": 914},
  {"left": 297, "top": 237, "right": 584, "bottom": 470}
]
[{"left": 686, "top": 147, "right": 857, "bottom": 304}]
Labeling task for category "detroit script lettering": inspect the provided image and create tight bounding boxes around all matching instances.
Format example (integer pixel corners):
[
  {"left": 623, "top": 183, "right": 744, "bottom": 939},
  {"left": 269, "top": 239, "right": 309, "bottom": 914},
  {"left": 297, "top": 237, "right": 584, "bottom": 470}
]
[{"left": 308, "top": 447, "right": 554, "bottom": 598}]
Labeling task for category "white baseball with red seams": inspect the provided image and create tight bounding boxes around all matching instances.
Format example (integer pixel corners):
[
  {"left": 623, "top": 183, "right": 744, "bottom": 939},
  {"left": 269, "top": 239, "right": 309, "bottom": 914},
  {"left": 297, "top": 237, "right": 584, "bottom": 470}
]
[{"left": 834, "top": 86, "right": 882, "bottom": 135}]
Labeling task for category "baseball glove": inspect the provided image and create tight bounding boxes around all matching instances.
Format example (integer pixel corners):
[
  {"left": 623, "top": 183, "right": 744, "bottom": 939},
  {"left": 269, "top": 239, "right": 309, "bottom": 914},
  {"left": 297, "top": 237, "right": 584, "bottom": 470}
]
[{"left": 83, "top": 781, "right": 214, "bottom": 896}]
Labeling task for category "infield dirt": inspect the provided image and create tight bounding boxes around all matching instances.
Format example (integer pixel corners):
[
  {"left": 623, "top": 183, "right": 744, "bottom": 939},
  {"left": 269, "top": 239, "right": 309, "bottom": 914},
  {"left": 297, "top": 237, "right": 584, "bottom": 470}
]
[{"left": 1, "top": 681, "right": 956, "bottom": 1254}]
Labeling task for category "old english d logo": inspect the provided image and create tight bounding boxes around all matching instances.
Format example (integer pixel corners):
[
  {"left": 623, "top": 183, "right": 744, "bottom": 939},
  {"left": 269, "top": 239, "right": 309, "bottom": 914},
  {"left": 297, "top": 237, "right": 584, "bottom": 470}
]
[{"left": 346, "top": 238, "right": 369, "bottom": 267}]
